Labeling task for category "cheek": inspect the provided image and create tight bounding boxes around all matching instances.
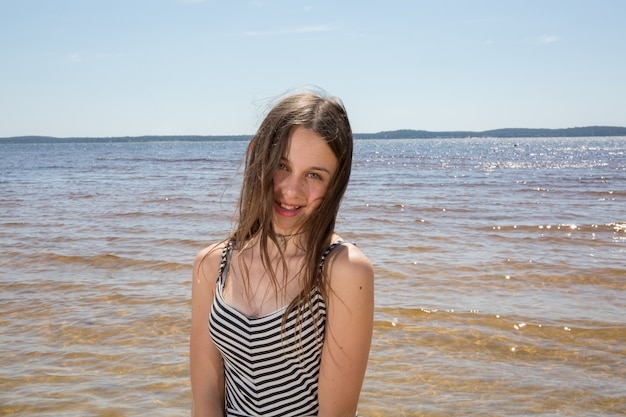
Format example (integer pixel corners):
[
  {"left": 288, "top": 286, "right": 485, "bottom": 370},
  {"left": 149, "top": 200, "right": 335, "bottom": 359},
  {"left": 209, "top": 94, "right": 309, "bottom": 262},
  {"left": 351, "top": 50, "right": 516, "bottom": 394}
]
[
  {"left": 307, "top": 183, "right": 330, "bottom": 205},
  {"left": 272, "top": 171, "right": 286, "bottom": 189}
]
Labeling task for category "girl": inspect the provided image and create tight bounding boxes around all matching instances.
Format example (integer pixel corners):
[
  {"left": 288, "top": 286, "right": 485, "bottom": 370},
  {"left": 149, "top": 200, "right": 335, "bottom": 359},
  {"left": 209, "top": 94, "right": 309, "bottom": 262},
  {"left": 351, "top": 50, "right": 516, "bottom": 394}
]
[{"left": 190, "top": 90, "right": 374, "bottom": 417}]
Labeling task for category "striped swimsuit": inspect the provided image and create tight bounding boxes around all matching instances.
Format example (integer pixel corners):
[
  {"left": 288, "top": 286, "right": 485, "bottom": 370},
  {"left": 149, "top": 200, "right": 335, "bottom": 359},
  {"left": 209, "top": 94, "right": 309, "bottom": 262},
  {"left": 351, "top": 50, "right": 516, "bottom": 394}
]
[{"left": 209, "top": 241, "right": 344, "bottom": 417}]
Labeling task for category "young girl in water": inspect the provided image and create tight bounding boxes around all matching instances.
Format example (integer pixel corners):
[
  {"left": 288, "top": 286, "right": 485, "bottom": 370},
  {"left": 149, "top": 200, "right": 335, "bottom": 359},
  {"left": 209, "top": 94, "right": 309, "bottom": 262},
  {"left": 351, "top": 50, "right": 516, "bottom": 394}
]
[{"left": 190, "top": 90, "right": 374, "bottom": 417}]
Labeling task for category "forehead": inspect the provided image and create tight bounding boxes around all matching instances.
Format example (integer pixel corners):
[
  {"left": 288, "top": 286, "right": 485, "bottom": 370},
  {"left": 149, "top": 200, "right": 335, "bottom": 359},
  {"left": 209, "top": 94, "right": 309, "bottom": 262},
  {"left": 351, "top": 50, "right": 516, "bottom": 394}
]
[{"left": 284, "top": 127, "right": 338, "bottom": 169}]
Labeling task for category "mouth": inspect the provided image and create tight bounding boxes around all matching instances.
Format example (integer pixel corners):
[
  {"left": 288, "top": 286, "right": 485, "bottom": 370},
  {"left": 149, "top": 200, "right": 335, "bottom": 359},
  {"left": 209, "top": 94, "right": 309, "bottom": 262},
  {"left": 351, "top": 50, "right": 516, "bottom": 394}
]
[
  {"left": 279, "top": 202, "right": 301, "bottom": 210},
  {"left": 275, "top": 200, "right": 302, "bottom": 216}
]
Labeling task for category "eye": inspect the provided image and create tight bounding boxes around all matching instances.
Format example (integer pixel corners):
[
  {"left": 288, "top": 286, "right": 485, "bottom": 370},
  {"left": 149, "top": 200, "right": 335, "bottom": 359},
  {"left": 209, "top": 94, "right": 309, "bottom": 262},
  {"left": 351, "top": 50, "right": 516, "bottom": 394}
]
[
  {"left": 278, "top": 162, "right": 288, "bottom": 171},
  {"left": 307, "top": 172, "right": 323, "bottom": 181}
]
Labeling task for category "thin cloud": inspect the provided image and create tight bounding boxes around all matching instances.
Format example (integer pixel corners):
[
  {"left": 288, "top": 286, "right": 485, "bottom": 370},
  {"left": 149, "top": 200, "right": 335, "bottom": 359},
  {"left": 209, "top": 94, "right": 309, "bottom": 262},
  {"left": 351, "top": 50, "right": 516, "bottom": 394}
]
[
  {"left": 243, "top": 25, "right": 334, "bottom": 37},
  {"left": 93, "top": 52, "right": 129, "bottom": 60},
  {"left": 68, "top": 52, "right": 82, "bottom": 63},
  {"left": 539, "top": 35, "right": 560, "bottom": 44},
  {"left": 66, "top": 52, "right": 128, "bottom": 63}
]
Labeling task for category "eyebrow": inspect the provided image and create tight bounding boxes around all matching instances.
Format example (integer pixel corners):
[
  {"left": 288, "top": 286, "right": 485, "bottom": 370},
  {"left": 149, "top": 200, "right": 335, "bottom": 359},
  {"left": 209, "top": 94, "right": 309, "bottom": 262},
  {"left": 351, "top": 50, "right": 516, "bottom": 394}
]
[
  {"left": 280, "top": 157, "right": 332, "bottom": 174},
  {"left": 308, "top": 164, "right": 332, "bottom": 174}
]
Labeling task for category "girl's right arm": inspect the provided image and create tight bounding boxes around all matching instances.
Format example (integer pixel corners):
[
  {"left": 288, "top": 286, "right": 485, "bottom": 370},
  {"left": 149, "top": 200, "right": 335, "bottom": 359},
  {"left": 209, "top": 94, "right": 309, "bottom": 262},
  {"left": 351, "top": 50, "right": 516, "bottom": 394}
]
[{"left": 190, "top": 244, "right": 225, "bottom": 417}]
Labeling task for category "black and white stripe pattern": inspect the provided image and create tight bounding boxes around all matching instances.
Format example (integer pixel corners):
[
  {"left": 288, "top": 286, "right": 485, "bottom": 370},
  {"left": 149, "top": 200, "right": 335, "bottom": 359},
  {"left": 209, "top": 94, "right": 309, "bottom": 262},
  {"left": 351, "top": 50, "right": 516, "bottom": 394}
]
[{"left": 209, "top": 241, "right": 344, "bottom": 417}]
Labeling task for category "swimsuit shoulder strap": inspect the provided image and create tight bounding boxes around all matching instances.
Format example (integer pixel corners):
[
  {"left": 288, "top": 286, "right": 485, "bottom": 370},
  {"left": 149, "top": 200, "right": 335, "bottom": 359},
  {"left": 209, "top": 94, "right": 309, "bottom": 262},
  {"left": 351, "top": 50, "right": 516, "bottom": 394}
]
[
  {"left": 216, "top": 240, "right": 235, "bottom": 287},
  {"left": 318, "top": 240, "right": 354, "bottom": 274}
]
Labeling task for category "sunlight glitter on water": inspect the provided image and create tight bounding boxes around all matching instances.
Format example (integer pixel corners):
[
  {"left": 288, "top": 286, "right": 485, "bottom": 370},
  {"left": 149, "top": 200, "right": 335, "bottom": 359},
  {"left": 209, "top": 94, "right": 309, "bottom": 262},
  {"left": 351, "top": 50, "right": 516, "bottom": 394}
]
[{"left": 1, "top": 137, "right": 625, "bottom": 416}]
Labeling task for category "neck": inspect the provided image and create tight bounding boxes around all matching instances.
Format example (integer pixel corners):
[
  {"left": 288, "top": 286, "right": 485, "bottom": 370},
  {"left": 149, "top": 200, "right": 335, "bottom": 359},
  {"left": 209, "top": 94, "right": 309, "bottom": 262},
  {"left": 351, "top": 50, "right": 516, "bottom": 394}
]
[
  {"left": 275, "top": 231, "right": 304, "bottom": 252},
  {"left": 277, "top": 231, "right": 303, "bottom": 238}
]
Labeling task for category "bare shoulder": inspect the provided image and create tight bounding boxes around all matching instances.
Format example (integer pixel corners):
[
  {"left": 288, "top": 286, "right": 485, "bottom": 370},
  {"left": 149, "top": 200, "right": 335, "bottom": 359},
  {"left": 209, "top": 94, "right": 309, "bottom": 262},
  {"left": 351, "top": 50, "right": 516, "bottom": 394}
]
[
  {"left": 330, "top": 240, "right": 373, "bottom": 272},
  {"left": 193, "top": 241, "right": 228, "bottom": 284},
  {"left": 326, "top": 241, "right": 374, "bottom": 291},
  {"left": 191, "top": 241, "right": 228, "bottom": 316}
]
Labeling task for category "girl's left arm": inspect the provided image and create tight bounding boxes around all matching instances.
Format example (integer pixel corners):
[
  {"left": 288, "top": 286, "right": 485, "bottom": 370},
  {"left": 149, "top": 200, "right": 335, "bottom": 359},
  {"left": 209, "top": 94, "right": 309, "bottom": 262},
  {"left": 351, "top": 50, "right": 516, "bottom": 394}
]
[{"left": 317, "top": 243, "right": 374, "bottom": 417}]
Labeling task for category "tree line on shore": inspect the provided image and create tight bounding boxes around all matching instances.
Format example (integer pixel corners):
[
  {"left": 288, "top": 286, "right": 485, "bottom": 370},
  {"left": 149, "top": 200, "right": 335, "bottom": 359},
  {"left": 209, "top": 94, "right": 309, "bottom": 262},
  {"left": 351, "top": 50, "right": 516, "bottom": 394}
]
[{"left": 2, "top": 126, "right": 626, "bottom": 143}]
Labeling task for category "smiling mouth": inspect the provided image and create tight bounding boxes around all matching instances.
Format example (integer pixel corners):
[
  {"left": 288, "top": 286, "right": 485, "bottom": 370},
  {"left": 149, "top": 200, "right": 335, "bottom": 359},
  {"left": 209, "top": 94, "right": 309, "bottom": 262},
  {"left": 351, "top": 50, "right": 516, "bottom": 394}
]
[{"left": 279, "top": 202, "right": 301, "bottom": 210}]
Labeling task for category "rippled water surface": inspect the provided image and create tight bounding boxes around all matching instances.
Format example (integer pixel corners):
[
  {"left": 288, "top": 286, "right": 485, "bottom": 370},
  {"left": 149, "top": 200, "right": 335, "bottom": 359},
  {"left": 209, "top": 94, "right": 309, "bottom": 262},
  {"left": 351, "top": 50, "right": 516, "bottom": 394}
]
[{"left": 1, "top": 137, "right": 625, "bottom": 416}]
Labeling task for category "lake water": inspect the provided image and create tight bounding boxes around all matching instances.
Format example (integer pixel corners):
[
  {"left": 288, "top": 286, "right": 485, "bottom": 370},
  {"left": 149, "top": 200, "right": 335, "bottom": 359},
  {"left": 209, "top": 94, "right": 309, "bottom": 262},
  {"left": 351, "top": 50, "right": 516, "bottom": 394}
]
[{"left": 1, "top": 137, "right": 625, "bottom": 416}]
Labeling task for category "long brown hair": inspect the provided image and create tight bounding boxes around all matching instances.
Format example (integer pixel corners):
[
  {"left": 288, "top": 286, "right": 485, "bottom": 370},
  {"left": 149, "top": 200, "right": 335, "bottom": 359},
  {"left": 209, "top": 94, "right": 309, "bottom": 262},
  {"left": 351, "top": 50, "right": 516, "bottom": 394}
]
[{"left": 232, "top": 89, "right": 353, "bottom": 328}]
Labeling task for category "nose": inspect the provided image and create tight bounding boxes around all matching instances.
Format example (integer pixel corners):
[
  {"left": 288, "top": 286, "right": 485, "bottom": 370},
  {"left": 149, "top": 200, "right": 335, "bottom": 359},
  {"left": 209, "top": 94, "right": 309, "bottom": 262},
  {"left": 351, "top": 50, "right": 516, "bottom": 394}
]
[{"left": 278, "top": 172, "right": 303, "bottom": 199}]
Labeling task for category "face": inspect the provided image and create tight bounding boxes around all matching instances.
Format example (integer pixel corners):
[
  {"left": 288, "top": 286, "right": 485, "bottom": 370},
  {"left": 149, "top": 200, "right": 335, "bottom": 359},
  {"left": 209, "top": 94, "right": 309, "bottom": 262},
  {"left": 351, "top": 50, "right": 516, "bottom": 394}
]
[{"left": 272, "top": 126, "right": 338, "bottom": 235}]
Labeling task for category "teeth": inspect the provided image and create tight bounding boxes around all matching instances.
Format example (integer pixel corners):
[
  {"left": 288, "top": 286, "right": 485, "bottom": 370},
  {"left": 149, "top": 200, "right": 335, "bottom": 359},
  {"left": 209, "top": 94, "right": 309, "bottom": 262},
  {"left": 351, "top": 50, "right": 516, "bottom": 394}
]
[{"left": 281, "top": 203, "right": 299, "bottom": 210}]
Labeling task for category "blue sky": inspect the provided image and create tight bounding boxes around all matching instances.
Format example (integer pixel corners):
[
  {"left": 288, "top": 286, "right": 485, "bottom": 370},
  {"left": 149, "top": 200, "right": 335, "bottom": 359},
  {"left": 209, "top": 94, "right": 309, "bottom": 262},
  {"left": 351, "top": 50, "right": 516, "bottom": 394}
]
[{"left": 1, "top": 0, "right": 625, "bottom": 137}]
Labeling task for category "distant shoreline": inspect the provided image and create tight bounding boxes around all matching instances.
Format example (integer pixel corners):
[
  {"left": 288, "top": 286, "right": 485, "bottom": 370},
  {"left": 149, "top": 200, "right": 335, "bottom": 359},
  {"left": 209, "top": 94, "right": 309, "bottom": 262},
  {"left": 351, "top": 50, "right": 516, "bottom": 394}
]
[{"left": 2, "top": 126, "right": 625, "bottom": 143}]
